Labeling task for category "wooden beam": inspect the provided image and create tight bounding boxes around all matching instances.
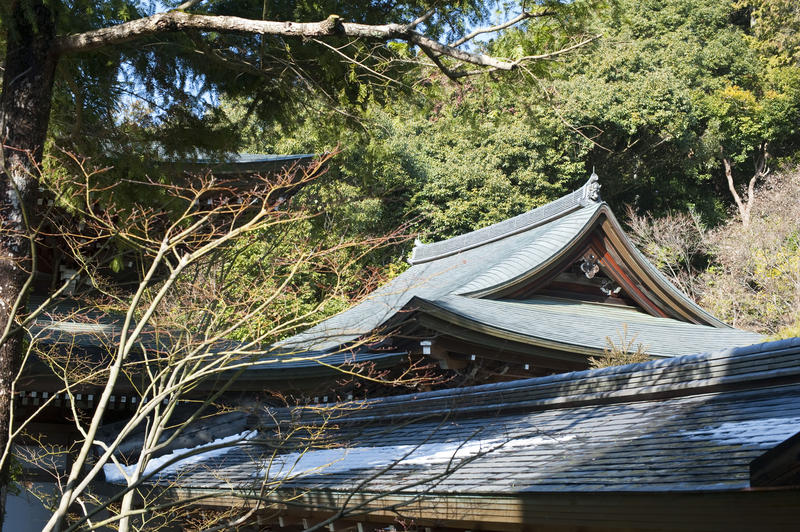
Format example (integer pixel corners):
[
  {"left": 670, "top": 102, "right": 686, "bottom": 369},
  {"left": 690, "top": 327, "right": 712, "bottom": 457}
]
[
  {"left": 751, "top": 430, "right": 800, "bottom": 487},
  {"left": 172, "top": 487, "right": 800, "bottom": 531},
  {"left": 414, "top": 313, "right": 589, "bottom": 370},
  {"left": 590, "top": 233, "right": 670, "bottom": 318},
  {"left": 431, "top": 335, "right": 584, "bottom": 371}
]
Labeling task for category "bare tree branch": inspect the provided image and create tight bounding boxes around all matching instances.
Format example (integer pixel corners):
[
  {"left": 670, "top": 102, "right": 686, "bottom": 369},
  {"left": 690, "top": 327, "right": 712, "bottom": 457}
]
[
  {"left": 405, "top": 7, "right": 437, "bottom": 31},
  {"left": 174, "top": 0, "right": 206, "bottom": 11},
  {"left": 723, "top": 157, "right": 748, "bottom": 226},
  {"left": 510, "top": 34, "right": 602, "bottom": 64},
  {"left": 440, "top": 34, "right": 601, "bottom": 80},
  {"left": 419, "top": 45, "right": 461, "bottom": 83},
  {"left": 55, "top": 11, "right": 518, "bottom": 71},
  {"left": 450, "top": 10, "right": 538, "bottom": 47},
  {"left": 723, "top": 141, "right": 770, "bottom": 229}
]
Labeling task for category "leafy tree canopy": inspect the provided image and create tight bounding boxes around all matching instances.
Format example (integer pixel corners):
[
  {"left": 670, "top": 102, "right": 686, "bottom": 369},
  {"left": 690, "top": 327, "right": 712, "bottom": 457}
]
[
  {"left": 233, "top": 80, "right": 590, "bottom": 244},
  {"left": 552, "top": 0, "right": 800, "bottom": 221},
  {"left": 228, "top": 0, "right": 800, "bottom": 256}
]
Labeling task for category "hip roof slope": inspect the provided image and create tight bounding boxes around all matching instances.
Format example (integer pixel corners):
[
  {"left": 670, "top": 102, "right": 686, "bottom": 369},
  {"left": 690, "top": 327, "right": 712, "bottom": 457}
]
[{"left": 149, "top": 339, "right": 800, "bottom": 495}]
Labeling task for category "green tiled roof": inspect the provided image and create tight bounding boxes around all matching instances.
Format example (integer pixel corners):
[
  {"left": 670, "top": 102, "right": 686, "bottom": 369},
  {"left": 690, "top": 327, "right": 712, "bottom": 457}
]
[
  {"left": 414, "top": 296, "right": 762, "bottom": 357},
  {"left": 281, "top": 196, "right": 602, "bottom": 352},
  {"left": 280, "top": 176, "right": 761, "bottom": 356}
]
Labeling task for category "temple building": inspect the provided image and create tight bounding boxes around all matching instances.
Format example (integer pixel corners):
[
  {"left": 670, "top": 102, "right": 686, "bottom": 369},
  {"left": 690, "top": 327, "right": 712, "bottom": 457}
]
[
  {"left": 20, "top": 173, "right": 763, "bottom": 403},
  {"left": 274, "top": 174, "right": 762, "bottom": 385},
  {"left": 18, "top": 174, "right": 765, "bottom": 417},
  {"left": 99, "top": 176, "right": 799, "bottom": 531},
  {"left": 18, "top": 170, "right": 797, "bottom": 532},
  {"left": 136, "top": 337, "right": 800, "bottom": 531}
]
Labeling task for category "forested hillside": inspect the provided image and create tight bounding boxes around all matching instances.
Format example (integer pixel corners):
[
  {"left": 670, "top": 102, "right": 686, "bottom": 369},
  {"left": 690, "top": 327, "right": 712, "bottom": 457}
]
[{"left": 230, "top": 0, "right": 800, "bottom": 336}]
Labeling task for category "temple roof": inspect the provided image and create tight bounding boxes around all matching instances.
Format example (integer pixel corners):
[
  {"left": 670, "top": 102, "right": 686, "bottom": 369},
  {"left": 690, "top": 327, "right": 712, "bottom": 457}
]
[
  {"left": 413, "top": 295, "right": 761, "bottom": 358},
  {"left": 173, "top": 152, "right": 316, "bottom": 176},
  {"left": 280, "top": 176, "right": 762, "bottom": 358},
  {"left": 124, "top": 338, "right": 800, "bottom": 497},
  {"left": 26, "top": 299, "right": 409, "bottom": 389},
  {"left": 29, "top": 176, "right": 764, "bottom": 386}
]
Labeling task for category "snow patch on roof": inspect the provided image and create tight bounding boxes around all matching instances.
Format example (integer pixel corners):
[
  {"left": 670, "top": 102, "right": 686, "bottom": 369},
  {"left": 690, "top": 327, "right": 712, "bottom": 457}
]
[
  {"left": 257, "top": 433, "right": 576, "bottom": 479},
  {"left": 103, "top": 431, "right": 254, "bottom": 484},
  {"left": 681, "top": 417, "right": 800, "bottom": 447}
]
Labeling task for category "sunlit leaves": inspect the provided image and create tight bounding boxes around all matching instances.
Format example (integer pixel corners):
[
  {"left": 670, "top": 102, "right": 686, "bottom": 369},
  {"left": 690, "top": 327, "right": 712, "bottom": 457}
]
[{"left": 552, "top": 0, "right": 800, "bottom": 219}]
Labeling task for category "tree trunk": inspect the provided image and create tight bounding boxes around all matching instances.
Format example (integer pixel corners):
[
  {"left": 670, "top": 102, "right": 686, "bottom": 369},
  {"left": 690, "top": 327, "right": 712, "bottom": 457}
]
[
  {"left": 722, "top": 157, "right": 751, "bottom": 228},
  {"left": 0, "top": 0, "right": 58, "bottom": 527}
]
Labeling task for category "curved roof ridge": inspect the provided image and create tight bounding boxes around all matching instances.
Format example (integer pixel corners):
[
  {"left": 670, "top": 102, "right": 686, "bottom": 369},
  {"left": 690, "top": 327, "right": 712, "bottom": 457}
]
[
  {"left": 455, "top": 205, "right": 601, "bottom": 295},
  {"left": 409, "top": 174, "right": 601, "bottom": 265},
  {"left": 597, "top": 206, "right": 731, "bottom": 328}
]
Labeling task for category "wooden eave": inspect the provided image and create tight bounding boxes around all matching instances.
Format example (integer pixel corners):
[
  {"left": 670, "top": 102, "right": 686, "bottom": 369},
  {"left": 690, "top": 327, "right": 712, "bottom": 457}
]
[
  {"left": 467, "top": 205, "right": 726, "bottom": 327},
  {"left": 410, "top": 331, "right": 587, "bottom": 373},
  {"left": 170, "top": 486, "right": 800, "bottom": 532},
  {"left": 410, "top": 298, "right": 604, "bottom": 364}
]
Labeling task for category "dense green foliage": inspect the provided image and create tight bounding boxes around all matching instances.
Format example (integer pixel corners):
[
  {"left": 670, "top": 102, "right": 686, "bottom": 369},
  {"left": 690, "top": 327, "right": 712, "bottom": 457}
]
[
  {"left": 226, "top": 0, "right": 800, "bottom": 336},
  {"left": 236, "top": 88, "right": 590, "bottom": 241},
  {"left": 11, "top": 0, "right": 800, "bottom": 334},
  {"left": 552, "top": 0, "right": 800, "bottom": 219},
  {"left": 236, "top": 0, "right": 800, "bottom": 236},
  {"left": 746, "top": 0, "right": 800, "bottom": 67}
]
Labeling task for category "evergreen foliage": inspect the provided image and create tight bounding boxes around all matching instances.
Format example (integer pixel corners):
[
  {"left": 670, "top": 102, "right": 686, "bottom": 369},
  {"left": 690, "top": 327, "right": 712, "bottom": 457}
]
[
  {"left": 552, "top": 0, "right": 800, "bottom": 220},
  {"left": 235, "top": 83, "right": 590, "bottom": 243},
  {"left": 233, "top": 0, "right": 800, "bottom": 244},
  {"left": 222, "top": 0, "right": 800, "bottom": 337}
]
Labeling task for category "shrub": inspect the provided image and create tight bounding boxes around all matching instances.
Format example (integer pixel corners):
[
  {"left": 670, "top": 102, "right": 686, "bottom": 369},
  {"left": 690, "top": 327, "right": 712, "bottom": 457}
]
[
  {"left": 700, "top": 168, "right": 800, "bottom": 337},
  {"left": 628, "top": 167, "right": 800, "bottom": 337},
  {"left": 589, "top": 325, "right": 651, "bottom": 368}
]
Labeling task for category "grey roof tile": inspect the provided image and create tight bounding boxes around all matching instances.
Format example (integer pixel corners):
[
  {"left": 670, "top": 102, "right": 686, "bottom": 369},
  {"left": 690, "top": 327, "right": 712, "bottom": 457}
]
[
  {"left": 142, "top": 339, "right": 800, "bottom": 495},
  {"left": 416, "top": 295, "right": 762, "bottom": 356},
  {"left": 409, "top": 179, "right": 595, "bottom": 264}
]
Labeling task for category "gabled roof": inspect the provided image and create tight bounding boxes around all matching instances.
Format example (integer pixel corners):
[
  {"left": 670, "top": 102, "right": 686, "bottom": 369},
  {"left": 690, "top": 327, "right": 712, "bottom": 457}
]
[
  {"left": 126, "top": 338, "right": 800, "bottom": 528},
  {"left": 281, "top": 196, "right": 602, "bottom": 352},
  {"left": 280, "top": 176, "right": 762, "bottom": 358}
]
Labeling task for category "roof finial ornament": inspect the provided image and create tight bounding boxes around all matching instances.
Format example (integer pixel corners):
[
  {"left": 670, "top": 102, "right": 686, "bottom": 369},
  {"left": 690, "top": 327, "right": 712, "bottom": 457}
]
[{"left": 582, "top": 167, "right": 602, "bottom": 204}]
